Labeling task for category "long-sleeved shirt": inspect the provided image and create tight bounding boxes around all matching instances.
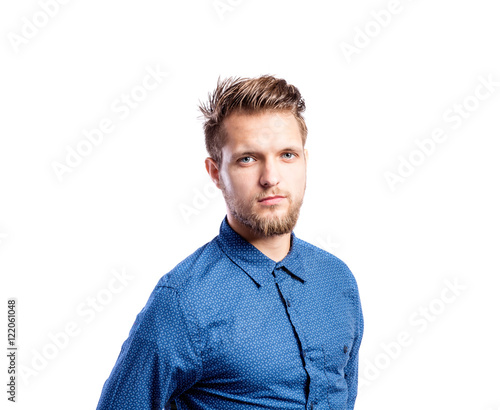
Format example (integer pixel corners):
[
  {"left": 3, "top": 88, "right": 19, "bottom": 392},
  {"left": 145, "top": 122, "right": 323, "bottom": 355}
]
[{"left": 96, "top": 216, "right": 363, "bottom": 409}]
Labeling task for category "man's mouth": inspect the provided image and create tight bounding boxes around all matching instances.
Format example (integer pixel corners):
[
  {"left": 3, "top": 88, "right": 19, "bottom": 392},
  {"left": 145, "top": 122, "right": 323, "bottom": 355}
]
[{"left": 258, "top": 195, "right": 286, "bottom": 205}]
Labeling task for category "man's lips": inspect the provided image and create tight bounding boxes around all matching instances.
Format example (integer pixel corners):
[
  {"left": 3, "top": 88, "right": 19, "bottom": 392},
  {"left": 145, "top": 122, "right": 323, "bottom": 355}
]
[{"left": 258, "top": 195, "right": 286, "bottom": 205}]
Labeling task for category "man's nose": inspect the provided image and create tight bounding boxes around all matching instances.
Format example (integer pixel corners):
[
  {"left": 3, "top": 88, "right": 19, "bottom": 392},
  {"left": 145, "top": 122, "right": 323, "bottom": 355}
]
[{"left": 259, "top": 160, "right": 280, "bottom": 187}]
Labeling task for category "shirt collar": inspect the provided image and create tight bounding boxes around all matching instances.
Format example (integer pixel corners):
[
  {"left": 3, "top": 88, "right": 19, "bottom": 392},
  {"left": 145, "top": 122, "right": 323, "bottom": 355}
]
[{"left": 216, "top": 216, "right": 307, "bottom": 287}]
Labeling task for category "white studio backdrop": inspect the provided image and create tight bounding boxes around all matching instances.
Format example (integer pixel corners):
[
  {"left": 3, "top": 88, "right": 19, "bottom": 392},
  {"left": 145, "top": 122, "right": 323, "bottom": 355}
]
[{"left": 1, "top": 0, "right": 499, "bottom": 409}]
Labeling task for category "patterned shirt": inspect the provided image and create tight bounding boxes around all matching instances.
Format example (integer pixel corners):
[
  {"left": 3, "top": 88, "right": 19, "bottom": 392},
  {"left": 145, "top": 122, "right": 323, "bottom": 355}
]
[{"left": 96, "top": 216, "right": 363, "bottom": 409}]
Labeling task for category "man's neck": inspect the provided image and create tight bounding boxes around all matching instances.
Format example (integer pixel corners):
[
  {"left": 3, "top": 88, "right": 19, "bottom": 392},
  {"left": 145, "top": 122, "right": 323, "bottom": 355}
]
[{"left": 226, "top": 215, "right": 291, "bottom": 262}]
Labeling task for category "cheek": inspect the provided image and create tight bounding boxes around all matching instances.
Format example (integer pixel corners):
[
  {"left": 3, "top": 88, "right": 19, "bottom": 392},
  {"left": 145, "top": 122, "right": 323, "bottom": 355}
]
[
  {"left": 233, "top": 180, "right": 253, "bottom": 198},
  {"left": 222, "top": 173, "right": 251, "bottom": 197},
  {"left": 289, "top": 169, "right": 307, "bottom": 190},
  {"left": 230, "top": 169, "right": 259, "bottom": 190}
]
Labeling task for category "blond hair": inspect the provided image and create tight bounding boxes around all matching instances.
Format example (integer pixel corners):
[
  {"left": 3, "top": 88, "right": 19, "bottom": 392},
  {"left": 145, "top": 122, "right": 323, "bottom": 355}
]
[{"left": 199, "top": 75, "right": 307, "bottom": 165}]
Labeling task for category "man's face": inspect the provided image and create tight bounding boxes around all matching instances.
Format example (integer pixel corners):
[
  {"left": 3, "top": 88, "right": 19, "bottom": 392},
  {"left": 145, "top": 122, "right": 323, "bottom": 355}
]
[{"left": 206, "top": 110, "right": 308, "bottom": 237}]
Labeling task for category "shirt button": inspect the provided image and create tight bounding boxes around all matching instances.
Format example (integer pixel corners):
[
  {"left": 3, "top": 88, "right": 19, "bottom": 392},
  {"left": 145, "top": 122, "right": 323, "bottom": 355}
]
[
  {"left": 344, "top": 345, "right": 348, "bottom": 353},
  {"left": 286, "top": 299, "right": 291, "bottom": 307}
]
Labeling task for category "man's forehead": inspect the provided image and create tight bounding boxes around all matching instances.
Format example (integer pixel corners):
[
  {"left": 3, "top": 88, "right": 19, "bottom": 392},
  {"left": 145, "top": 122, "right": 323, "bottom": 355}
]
[{"left": 222, "top": 111, "right": 302, "bottom": 146}]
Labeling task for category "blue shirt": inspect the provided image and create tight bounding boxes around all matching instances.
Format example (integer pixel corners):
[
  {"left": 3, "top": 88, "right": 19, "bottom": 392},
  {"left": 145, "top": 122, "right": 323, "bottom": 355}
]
[{"left": 97, "top": 216, "right": 363, "bottom": 410}]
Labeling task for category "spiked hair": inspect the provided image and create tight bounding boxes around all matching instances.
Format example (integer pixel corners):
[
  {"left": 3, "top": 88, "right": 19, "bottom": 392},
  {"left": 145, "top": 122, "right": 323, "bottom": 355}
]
[{"left": 199, "top": 75, "right": 307, "bottom": 165}]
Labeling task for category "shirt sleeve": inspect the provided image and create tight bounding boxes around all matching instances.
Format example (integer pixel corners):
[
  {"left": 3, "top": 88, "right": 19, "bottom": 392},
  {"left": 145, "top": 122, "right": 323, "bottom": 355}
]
[
  {"left": 96, "top": 286, "right": 203, "bottom": 409},
  {"left": 344, "top": 281, "right": 364, "bottom": 410}
]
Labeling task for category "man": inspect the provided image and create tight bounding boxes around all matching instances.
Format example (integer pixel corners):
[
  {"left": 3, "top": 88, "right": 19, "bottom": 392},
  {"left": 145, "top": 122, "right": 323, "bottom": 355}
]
[{"left": 96, "top": 75, "right": 364, "bottom": 409}]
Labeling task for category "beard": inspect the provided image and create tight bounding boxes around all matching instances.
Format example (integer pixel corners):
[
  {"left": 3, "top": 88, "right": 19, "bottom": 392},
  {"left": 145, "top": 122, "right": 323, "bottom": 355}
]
[{"left": 219, "top": 181, "right": 305, "bottom": 237}]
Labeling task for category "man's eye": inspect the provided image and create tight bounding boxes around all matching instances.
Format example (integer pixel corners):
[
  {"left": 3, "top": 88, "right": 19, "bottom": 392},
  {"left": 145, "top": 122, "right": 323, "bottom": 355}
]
[
  {"left": 282, "top": 153, "right": 296, "bottom": 159},
  {"left": 239, "top": 157, "right": 255, "bottom": 163}
]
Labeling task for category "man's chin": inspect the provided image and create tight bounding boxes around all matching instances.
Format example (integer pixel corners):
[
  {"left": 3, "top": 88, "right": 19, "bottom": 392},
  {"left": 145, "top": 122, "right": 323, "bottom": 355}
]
[{"left": 251, "top": 214, "right": 298, "bottom": 236}]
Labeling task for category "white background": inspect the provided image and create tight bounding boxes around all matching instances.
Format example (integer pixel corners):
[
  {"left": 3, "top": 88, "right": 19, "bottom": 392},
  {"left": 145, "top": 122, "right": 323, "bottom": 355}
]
[{"left": 1, "top": 0, "right": 499, "bottom": 409}]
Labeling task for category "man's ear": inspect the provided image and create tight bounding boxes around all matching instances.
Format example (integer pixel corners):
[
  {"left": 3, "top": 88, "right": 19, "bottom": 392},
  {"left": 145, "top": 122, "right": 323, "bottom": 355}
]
[
  {"left": 205, "top": 157, "right": 222, "bottom": 189},
  {"left": 304, "top": 148, "right": 309, "bottom": 164}
]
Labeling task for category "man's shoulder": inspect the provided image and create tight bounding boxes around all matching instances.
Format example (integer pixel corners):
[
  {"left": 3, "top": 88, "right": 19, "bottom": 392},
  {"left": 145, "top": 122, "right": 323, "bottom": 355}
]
[
  {"left": 155, "top": 234, "right": 224, "bottom": 290},
  {"left": 294, "top": 236, "right": 357, "bottom": 283},
  {"left": 295, "top": 236, "right": 346, "bottom": 265}
]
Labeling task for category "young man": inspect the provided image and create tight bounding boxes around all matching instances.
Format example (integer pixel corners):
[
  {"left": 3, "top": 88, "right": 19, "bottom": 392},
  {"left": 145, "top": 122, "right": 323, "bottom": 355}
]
[{"left": 96, "top": 75, "right": 364, "bottom": 409}]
